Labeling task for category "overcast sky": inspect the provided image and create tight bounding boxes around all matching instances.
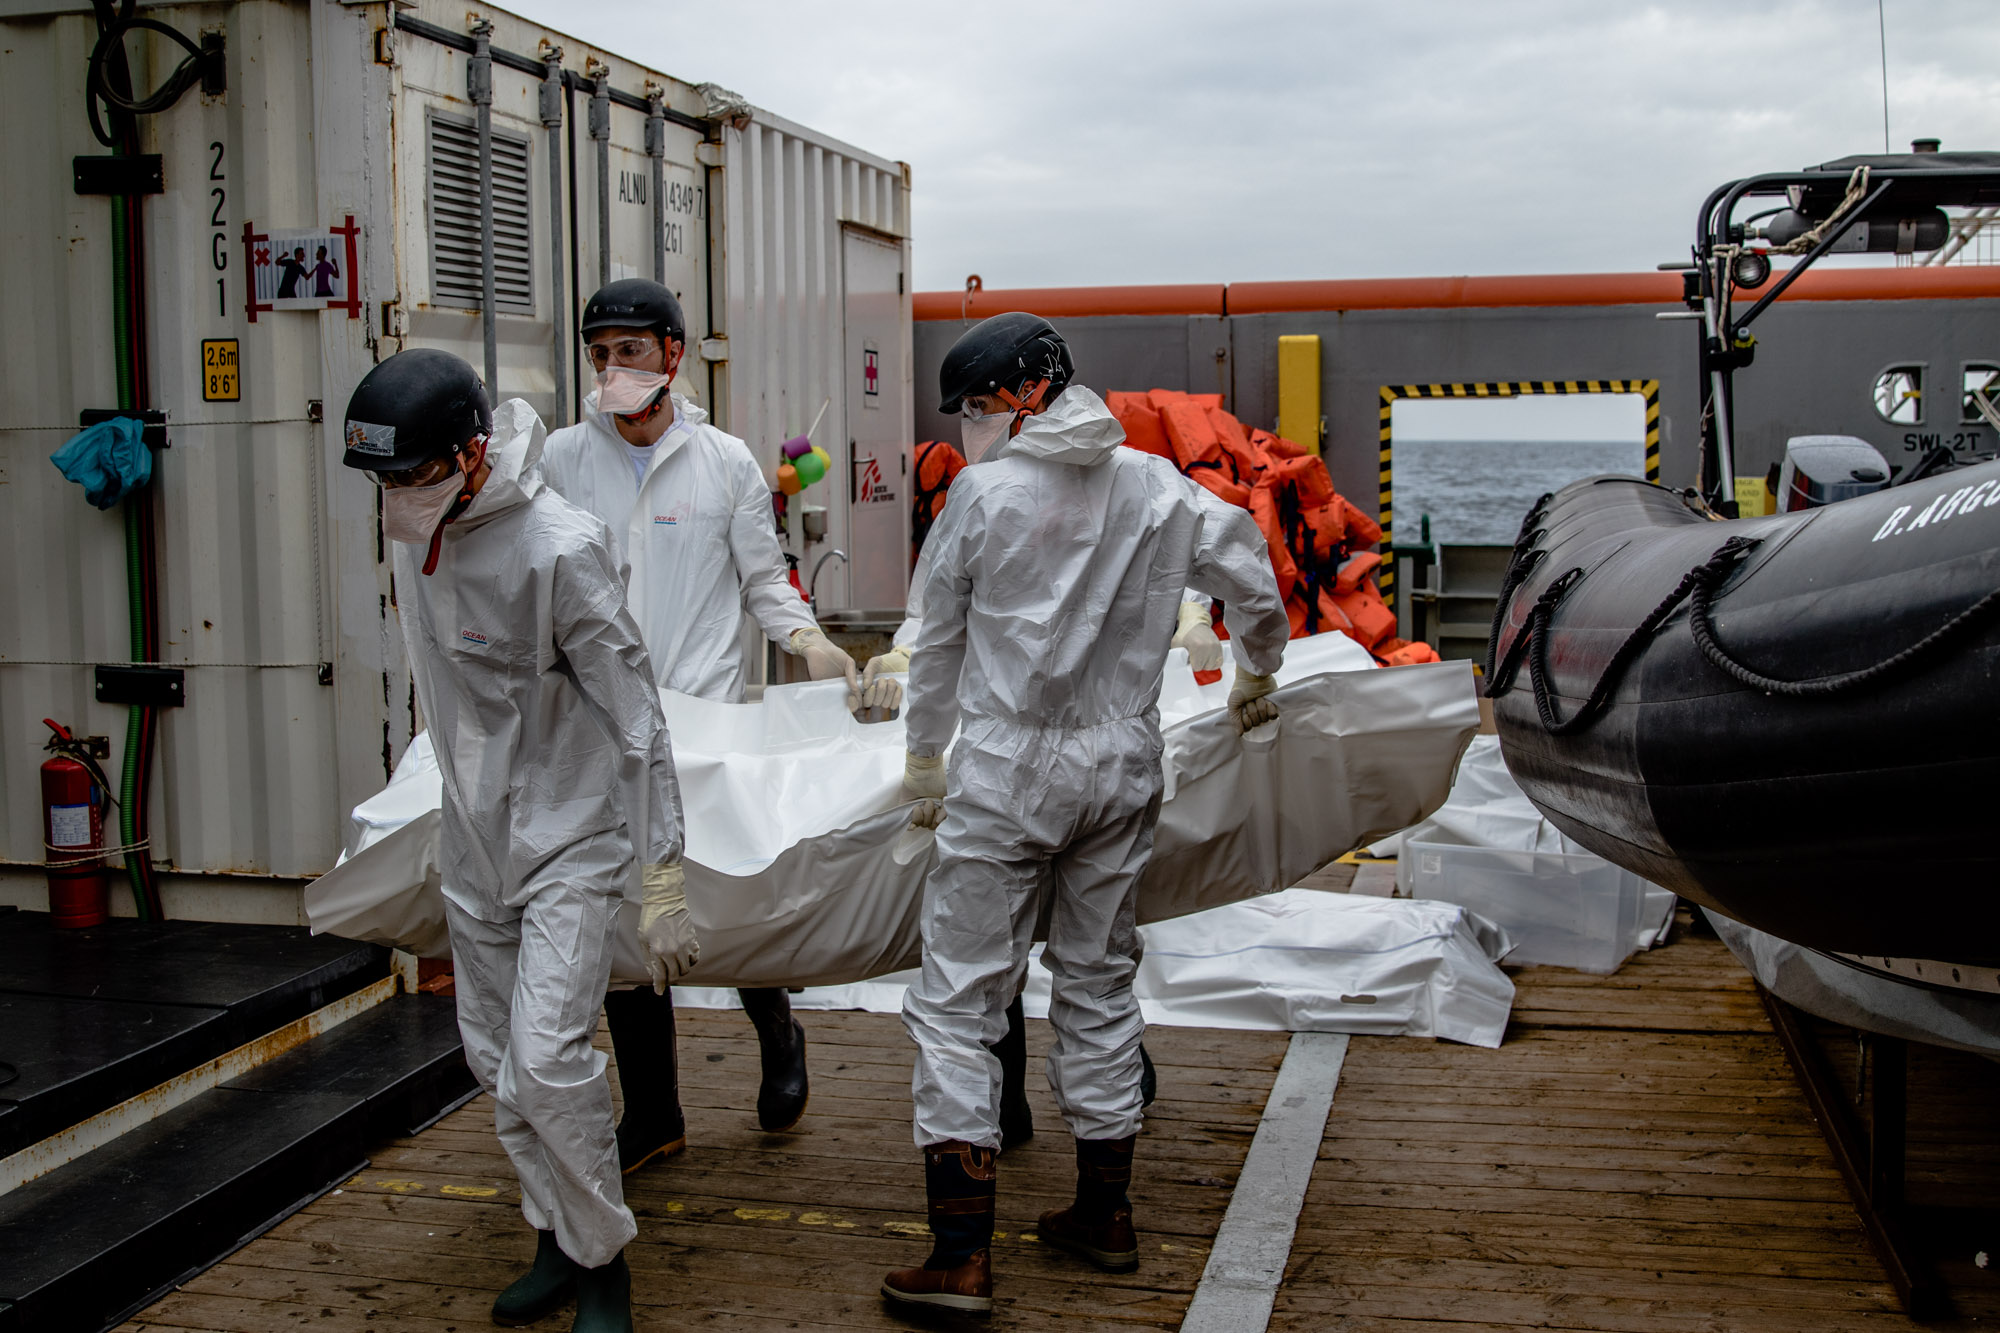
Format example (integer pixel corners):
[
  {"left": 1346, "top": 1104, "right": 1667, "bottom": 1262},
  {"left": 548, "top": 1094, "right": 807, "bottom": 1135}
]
[{"left": 512, "top": 0, "right": 2000, "bottom": 295}]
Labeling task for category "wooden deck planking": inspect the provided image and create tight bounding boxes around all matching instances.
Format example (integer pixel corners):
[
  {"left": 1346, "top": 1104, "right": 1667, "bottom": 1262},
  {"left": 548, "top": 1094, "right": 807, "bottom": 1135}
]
[
  {"left": 1270, "top": 919, "right": 1985, "bottom": 1332},
  {"left": 121, "top": 1008, "right": 1289, "bottom": 1331},
  {"left": 113, "top": 905, "right": 1997, "bottom": 1331}
]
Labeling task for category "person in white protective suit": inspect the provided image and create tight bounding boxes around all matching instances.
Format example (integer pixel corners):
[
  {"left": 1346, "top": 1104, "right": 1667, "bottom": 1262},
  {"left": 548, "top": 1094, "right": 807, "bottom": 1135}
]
[
  {"left": 880, "top": 314, "right": 1289, "bottom": 1314},
  {"left": 862, "top": 446, "right": 1228, "bottom": 1153},
  {"left": 542, "top": 279, "right": 848, "bottom": 1160},
  {"left": 340, "top": 349, "right": 696, "bottom": 1333}
]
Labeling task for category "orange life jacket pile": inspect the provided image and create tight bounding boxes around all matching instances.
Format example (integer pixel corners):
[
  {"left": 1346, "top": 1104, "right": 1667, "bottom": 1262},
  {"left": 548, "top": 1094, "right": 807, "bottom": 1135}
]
[
  {"left": 1105, "top": 390, "right": 1438, "bottom": 667},
  {"left": 909, "top": 393, "right": 1439, "bottom": 668}
]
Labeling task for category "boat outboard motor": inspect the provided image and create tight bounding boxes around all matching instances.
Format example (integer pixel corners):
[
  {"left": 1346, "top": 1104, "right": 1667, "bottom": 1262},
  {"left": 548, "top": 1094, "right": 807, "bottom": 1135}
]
[{"left": 1775, "top": 435, "right": 1891, "bottom": 512}]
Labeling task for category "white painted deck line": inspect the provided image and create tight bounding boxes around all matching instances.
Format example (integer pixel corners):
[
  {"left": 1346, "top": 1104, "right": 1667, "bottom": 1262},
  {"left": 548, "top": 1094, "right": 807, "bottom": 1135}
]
[{"left": 1179, "top": 1030, "right": 1349, "bottom": 1333}]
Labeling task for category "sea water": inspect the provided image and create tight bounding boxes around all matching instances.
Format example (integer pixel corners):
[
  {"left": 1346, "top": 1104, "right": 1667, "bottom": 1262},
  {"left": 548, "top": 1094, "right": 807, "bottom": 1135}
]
[{"left": 1392, "top": 438, "right": 1643, "bottom": 548}]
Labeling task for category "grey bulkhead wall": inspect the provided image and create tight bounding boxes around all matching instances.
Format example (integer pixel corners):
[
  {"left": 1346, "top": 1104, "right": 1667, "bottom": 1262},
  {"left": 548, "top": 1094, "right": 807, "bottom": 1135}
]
[
  {"left": 911, "top": 315, "right": 1231, "bottom": 446},
  {"left": 914, "top": 297, "right": 2000, "bottom": 513},
  {"left": 914, "top": 305, "right": 1697, "bottom": 504},
  {"left": 1725, "top": 298, "right": 2000, "bottom": 478},
  {"left": 1231, "top": 304, "right": 1697, "bottom": 505}
]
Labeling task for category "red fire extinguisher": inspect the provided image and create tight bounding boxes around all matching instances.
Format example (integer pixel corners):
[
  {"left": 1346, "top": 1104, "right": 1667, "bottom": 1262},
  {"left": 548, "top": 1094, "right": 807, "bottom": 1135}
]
[{"left": 42, "top": 719, "right": 112, "bottom": 929}]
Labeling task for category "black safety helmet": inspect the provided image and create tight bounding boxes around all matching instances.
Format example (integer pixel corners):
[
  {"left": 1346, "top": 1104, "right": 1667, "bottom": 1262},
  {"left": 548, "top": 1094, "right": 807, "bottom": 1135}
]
[
  {"left": 937, "top": 312, "right": 1072, "bottom": 415},
  {"left": 580, "top": 278, "right": 686, "bottom": 346},
  {"left": 340, "top": 348, "right": 491, "bottom": 475}
]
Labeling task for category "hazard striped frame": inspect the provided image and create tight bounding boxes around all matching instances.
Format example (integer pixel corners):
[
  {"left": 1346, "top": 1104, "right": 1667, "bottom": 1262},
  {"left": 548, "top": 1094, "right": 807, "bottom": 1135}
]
[{"left": 1375, "top": 379, "right": 1661, "bottom": 602}]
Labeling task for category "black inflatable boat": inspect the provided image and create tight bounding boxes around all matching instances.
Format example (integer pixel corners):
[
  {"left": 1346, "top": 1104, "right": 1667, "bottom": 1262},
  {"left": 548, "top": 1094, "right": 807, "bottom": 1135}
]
[{"left": 1487, "top": 465, "right": 2000, "bottom": 967}]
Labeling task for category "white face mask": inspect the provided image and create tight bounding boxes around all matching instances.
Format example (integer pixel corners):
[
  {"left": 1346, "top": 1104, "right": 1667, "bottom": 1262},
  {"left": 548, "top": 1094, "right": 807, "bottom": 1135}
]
[
  {"left": 595, "top": 366, "right": 671, "bottom": 417},
  {"left": 382, "top": 468, "right": 466, "bottom": 545},
  {"left": 960, "top": 407, "right": 1014, "bottom": 465}
]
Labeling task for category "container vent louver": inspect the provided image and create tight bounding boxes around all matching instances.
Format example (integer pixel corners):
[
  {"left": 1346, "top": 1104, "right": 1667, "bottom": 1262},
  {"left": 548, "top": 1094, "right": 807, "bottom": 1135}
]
[{"left": 427, "top": 112, "right": 533, "bottom": 313}]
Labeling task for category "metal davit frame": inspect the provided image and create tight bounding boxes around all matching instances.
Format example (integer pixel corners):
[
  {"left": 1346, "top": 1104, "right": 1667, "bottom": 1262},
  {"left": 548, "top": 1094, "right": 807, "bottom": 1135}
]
[{"left": 1682, "top": 152, "right": 2000, "bottom": 513}]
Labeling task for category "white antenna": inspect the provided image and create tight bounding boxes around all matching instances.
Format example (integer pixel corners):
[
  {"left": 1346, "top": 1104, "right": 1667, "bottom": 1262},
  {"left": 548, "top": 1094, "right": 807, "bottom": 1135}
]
[{"left": 1877, "top": 0, "right": 1891, "bottom": 153}]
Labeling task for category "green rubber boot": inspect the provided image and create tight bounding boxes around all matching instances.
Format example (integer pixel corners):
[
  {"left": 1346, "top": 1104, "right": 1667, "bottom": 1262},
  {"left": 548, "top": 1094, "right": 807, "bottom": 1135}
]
[
  {"left": 571, "top": 1251, "right": 634, "bottom": 1332},
  {"left": 492, "top": 1229, "right": 577, "bottom": 1327}
]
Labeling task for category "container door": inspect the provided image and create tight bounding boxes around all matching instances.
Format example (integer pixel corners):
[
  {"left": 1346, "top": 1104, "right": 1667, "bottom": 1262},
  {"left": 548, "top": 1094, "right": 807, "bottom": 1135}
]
[{"left": 841, "top": 228, "right": 909, "bottom": 611}]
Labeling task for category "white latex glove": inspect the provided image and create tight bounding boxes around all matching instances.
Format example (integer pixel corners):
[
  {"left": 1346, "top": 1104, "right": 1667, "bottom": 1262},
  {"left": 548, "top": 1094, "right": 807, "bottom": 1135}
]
[
  {"left": 856, "top": 647, "right": 908, "bottom": 714},
  {"left": 1227, "top": 667, "right": 1280, "bottom": 734},
  {"left": 909, "top": 798, "right": 945, "bottom": 830},
  {"left": 1172, "top": 601, "right": 1225, "bottom": 673},
  {"left": 792, "top": 627, "right": 859, "bottom": 694},
  {"left": 905, "top": 750, "right": 946, "bottom": 800},
  {"left": 639, "top": 862, "right": 700, "bottom": 995}
]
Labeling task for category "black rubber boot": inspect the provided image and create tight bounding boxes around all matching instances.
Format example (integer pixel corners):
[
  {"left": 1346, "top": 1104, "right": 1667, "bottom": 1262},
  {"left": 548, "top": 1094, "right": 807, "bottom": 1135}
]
[
  {"left": 603, "top": 986, "right": 687, "bottom": 1174},
  {"left": 570, "top": 1250, "right": 634, "bottom": 1333},
  {"left": 881, "top": 1140, "right": 997, "bottom": 1314},
  {"left": 492, "top": 1228, "right": 576, "bottom": 1327},
  {"left": 992, "top": 994, "right": 1034, "bottom": 1152},
  {"left": 1139, "top": 1041, "right": 1158, "bottom": 1109},
  {"left": 740, "top": 986, "right": 809, "bottom": 1131},
  {"left": 1039, "top": 1136, "right": 1139, "bottom": 1272}
]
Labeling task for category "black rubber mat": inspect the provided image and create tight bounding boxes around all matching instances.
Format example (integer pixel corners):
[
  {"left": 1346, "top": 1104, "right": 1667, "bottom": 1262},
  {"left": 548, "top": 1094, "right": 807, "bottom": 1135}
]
[
  {"left": 0, "top": 994, "right": 223, "bottom": 1158},
  {"left": 0, "top": 913, "right": 386, "bottom": 1013},
  {"left": 0, "top": 912, "right": 390, "bottom": 1155},
  {"left": 0, "top": 994, "right": 473, "bottom": 1333}
]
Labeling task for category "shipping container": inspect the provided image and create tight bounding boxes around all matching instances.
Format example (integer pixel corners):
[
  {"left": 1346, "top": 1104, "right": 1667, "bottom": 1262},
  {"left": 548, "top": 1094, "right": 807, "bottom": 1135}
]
[{"left": 0, "top": 0, "right": 911, "bottom": 920}]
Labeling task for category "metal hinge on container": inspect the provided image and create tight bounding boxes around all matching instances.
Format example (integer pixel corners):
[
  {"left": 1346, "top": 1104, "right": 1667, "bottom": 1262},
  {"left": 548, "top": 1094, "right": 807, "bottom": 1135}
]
[
  {"left": 694, "top": 142, "right": 724, "bottom": 167},
  {"left": 697, "top": 336, "right": 729, "bottom": 363}
]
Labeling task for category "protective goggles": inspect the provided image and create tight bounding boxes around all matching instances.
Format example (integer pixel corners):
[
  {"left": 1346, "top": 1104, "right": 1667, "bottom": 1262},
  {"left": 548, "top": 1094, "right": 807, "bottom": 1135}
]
[
  {"left": 367, "top": 444, "right": 468, "bottom": 489},
  {"left": 584, "top": 335, "right": 664, "bottom": 371}
]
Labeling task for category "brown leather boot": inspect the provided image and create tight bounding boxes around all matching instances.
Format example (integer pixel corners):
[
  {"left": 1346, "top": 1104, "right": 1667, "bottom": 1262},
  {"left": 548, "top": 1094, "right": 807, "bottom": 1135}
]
[
  {"left": 882, "top": 1140, "right": 996, "bottom": 1315},
  {"left": 1038, "top": 1135, "right": 1139, "bottom": 1272}
]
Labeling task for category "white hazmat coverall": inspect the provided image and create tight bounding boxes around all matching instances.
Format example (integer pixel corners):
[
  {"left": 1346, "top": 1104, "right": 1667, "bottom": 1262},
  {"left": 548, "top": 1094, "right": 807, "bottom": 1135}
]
[
  {"left": 394, "top": 400, "right": 684, "bottom": 1268},
  {"left": 902, "top": 386, "right": 1289, "bottom": 1148},
  {"left": 542, "top": 393, "right": 817, "bottom": 702}
]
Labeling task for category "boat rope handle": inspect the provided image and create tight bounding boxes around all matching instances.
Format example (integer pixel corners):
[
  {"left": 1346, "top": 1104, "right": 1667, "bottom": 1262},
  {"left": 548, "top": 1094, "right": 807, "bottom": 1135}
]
[
  {"left": 1688, "top": 544, "right": 2000, "bottom": 697},
  {"left": 1491, "top": 536, "right": 1758, "bottom": 733},
  {"left": 1494, "top": 529, "right": 2000, "bottom": 732},
  {"left": 1526, "top": 553, "right": 1720, "bottom": 736},
  {"left": 1483, "top": 492, "right": 1555, "bottom": 678}
]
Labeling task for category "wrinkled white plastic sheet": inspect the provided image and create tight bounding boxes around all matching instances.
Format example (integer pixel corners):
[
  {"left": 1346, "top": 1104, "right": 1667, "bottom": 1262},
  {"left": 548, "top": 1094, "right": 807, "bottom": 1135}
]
[
  {"left": 1371, "top": 734, "right": 1675, "bottom": 956},
  {"left": 1707, "top": 910, "right": 2000, "bottom": 1058},
  {"left": 680, "top": 890, "right": 1516, "bottom": 1048},
  {"left": 307, "top": 634, "right": 1481, "bottom": 989}
]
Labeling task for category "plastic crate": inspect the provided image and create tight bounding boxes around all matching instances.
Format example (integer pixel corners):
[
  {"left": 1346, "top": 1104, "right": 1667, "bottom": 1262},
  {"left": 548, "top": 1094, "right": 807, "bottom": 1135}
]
[{"left": 1400, "top": 838, "right": 1644, "bottom": 974}]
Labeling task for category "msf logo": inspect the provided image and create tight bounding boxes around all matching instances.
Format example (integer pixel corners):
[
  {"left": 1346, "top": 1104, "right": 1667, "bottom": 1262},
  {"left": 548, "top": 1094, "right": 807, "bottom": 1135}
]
[{"left": 857, "top": 455, "right": 894, "bottom": 505}]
